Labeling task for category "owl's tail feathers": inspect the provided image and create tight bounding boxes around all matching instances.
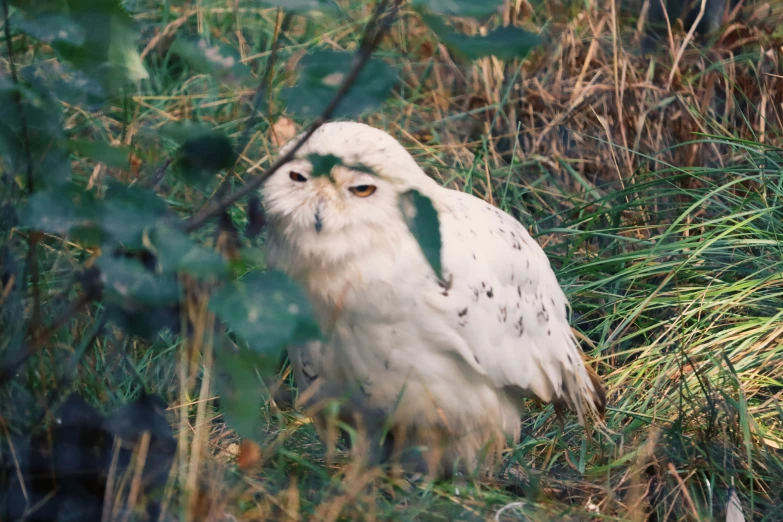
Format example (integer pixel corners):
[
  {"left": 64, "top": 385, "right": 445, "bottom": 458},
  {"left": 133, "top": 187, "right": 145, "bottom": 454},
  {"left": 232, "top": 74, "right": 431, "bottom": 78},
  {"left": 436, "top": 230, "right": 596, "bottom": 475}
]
[
  {"left": 554, "top": 353, "right": 607, "bottom": 431},
  {"left": 583, "top": 359, "right": 607, "bottom": 418}
]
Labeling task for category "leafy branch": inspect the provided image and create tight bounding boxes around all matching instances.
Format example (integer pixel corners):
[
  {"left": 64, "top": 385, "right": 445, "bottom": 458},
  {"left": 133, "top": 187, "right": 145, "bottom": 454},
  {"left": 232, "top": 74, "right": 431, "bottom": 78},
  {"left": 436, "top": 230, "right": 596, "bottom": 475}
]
[
  {"left": 2, "top": 0, "right": 41, "bottom": 327},
  {"left": 183, "top": 0, "right": 400, "bottom": 233},
  {"left": 1, "top": 0, "right": 32, "bottom": 193},
  {"left": 0, "top": 291, "right": 96, "bottom": 385},
  {"left": 0, "top": 0, "right": 540, "bottom": 446}
]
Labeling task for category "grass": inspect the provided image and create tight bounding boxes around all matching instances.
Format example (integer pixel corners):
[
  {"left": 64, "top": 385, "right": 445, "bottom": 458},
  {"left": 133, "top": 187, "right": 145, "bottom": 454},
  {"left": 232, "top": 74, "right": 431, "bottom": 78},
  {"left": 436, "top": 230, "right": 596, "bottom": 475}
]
[{"left": 2, "top": 0, "right": 783, "bottom": 520}]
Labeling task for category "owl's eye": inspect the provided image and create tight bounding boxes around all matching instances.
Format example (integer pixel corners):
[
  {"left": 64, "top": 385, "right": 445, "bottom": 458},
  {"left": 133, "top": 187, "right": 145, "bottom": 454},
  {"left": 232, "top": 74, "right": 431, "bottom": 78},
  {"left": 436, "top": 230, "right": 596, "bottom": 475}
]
[
  {"left": 349, "top": 185, "right": 377, "bottom": 197},
  {"left": 289, "top": 171, "right": 307, "bottom": 183}
]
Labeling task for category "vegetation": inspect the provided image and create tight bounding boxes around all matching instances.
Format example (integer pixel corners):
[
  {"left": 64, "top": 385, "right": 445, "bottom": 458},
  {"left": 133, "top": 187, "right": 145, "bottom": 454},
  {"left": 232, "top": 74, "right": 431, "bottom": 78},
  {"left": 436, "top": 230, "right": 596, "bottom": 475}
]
[{"left": 1, "top": 0, "right": 782, "bottom": 520}]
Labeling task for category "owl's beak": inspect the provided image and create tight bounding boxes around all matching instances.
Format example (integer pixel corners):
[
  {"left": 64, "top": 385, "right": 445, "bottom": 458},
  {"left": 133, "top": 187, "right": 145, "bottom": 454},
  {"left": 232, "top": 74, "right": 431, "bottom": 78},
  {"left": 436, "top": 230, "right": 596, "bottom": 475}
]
[
  {"left": 314, "top": 198, "right": 325, "bottom": 233},
  {"left": 314, "top": 213, "right": 323, "bottom": 233}
]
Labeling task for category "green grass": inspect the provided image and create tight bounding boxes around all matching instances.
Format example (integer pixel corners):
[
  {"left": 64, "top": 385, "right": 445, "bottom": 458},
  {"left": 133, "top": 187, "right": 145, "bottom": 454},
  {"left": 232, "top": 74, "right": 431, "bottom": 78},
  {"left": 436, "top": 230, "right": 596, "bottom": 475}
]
[{"left": 3, "top": 0, "right": 783, "bottom": 520}]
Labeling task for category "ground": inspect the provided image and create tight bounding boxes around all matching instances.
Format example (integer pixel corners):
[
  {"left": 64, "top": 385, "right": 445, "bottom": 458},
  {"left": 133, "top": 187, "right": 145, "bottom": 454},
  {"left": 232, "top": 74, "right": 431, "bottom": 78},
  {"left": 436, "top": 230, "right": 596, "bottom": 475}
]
[{"left": 2, "top": 0, "right": 783, "bottom": 520}]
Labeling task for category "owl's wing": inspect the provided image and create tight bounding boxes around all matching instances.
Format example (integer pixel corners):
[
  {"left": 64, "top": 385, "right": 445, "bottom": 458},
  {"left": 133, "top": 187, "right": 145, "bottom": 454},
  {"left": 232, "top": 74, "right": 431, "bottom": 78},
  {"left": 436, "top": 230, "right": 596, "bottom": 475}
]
[{"left": 422, "top": 189, "right": 605, "bottom": 424}]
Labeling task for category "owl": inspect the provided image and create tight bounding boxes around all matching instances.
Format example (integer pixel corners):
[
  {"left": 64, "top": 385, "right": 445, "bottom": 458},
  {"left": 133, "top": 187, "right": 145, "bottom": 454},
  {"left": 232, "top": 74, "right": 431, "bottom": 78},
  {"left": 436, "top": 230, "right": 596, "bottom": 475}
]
[{"left": 262, "top": 122, "right": 605, "bottom": 477}]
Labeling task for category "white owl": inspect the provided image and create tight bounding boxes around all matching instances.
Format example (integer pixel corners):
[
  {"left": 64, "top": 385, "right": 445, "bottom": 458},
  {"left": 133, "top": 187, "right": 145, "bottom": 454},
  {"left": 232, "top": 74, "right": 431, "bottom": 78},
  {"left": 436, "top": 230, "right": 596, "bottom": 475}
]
[{"left": 262, "top": 122, "right": 605, "bottom": 476}]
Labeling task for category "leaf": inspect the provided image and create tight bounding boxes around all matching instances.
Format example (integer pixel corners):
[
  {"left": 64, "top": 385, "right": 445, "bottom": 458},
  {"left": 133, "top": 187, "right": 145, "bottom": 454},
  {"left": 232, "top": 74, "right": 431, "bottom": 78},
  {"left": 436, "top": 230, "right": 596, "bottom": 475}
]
[
  {"left": 159, "top": 121, "right": 215, "bottom": 143},
  {"left": 144, "top": 225, "right": 228, "bottom": 280},
  {"left": 400, "top": 190, "right": 443, "bottom": 281},
  {"left": 96, "top": 255, "right": 180, "bottom": 307},
  {"left": 161, "top": 122, "right": 237, "bottom": 185},
  {"left": 10, "top": 12, "right": 86, "bottom": 45},
  {"left": 306, "top": 153, "right": 377, "bottom": 178},
  {"left": 0, "top": 85, "right": 71, "bottom": 189},
  {"left": 280, "top": 50, "right": 397, "bottom": 119},
  {"left": 9, "top": 0, "right": 70, "bottom": 16},
  {"left": 179, "top": 133, "right": 237, "bottom": 182},
  {"left": 209, "top": 271, "right": 321, "bottom": 356},
  {"left": 105, "top": 303, "right": 181, "bottom": 340},
  {"left": 17, "top": 186, "right": 101, "bottom": 235},
  {"left": 16, "top": 180, "right": 167, "bottom": 248},
  {"left": 214, "top": 343, "right": 265, "bottom": 440},
  {"left": 412, "top": 0, "right": 503, "bottom": 17},
  {"left": 100, "top": 179, "right": 168, "bottom": 248},
  {"left": 23, "top": 60, "right": 107, "bottom": 111},
  {"left": 57, "top": 0, "right": 148, "bottom": 95},
  {"left": 169, "top": 37, "right": 252, "bottom": 86},
  {"left": 419, "top": 13, "right": 542, "bottom": 61},
  {"left": 68, "top": 139, "right": 131, "bottom": 169},
  {"left": 308, "top": 153, "right": 343, "bottom": 178},
  {"left": 260, "top": 0, "right": 337, "bottom": 12}
]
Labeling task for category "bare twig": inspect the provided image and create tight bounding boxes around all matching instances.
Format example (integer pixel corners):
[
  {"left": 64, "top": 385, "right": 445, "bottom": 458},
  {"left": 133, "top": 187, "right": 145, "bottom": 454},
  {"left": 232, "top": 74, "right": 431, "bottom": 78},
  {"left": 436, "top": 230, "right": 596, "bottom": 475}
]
[
  {"left": 187, "top": 9, "right": 292, "bottom": 216},
  {"left": 0, "top": 292, "right": 96, "bottom": 386},
  {"left": 3, "top": 0, "right": 42, "bottom": 326},
  {"left": 2, "top": 0, "right": 33, "bottom": 194},
  {"left": 235, "top": 7, "right": 291, "bottom": 158},
  {"left": 30, "top": 312, "right": 108, "bottom": 428},
  {"left": 143, "top": 156, "right": 176, "bottom": 188},
  {"left": 183, "top": 0, "right": 398, "bottom": 233},
  {"left": 666, "top": 0, "right": 708, "bottom": 89}
]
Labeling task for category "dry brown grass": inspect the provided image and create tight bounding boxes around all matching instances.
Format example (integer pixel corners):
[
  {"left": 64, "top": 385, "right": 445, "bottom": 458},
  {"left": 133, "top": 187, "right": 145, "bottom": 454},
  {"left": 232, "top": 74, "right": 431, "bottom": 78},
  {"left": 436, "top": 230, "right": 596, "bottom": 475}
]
[{"left": 5, "top": 0, "right": 783, "bottom": 520}]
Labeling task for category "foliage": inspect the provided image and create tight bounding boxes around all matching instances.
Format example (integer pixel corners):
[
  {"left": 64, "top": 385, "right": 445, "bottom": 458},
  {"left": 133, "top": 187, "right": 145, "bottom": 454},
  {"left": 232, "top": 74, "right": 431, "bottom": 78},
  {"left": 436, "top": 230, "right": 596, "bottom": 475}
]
[
  {"left": 3, "top": 1, "right": 541, "bottom": 510},
  {"left": 418, "top": 12, "right": 542, "bottom": 61},
  {"left": 400, "top": 189, "right": 444, "bottom": 281},
  {"left": 6, "top": 0, "right": 778, "bottom": 519},
  {"left": 280, "top": 49, "right": 398, "bottom": 119}
]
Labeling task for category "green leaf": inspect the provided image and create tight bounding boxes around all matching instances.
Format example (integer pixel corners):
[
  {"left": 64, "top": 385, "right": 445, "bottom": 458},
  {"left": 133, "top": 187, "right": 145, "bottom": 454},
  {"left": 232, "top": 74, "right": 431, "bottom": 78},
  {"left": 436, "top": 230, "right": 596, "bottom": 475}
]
[
  {"left": 144, "top": 225, "right": 229, "bottom": 280},
  {"left": 161, "top": 122, "right": 237, "bottom": 185},
  {"left": 308, "top": 153, "right": 342, "bottom": 178},
  {"left": 68, "top": 139, "right": 131, "bottom": 169},
  {"left": 17, "top": 185, "right": 100, "bottom": 235},
  {"left": 101, "top": 179, "right": 168, "bottom": 248},
  {"left": 23, "top": 61, "right": 107, "bottom": 111},
  {"left": 307, "top": 153, "right": 377, "bottom": 178},
  {"left": 105, "top": 303, "right": 181, "bottom": 340},
  {"left": 169, "top": 37, "right": 252, "bottom": 86},
  {"left": 9, "top": 0, "right": 69, "bottom": 16},
  {"left": 96, "top": 255, "right": 180, "bottom": 307},
  {"left": 179, "top": 133, "right": 237, "bottom": 183},
  {"left": 16, "top": 180, "right": 167, "bottom": 248},
  {"left": 412, "top": 0, "right": 503, "bottom": 17},
  {"left": 260, "top": 0, "right": 336, "bottom": 12},
  {"left": 420, "top": 13, "right": 542, "bottom": 61},
  {"left": 281, "top": 50, "right": 397, "bottom": 119},
  {"left": 400, "top": 190, "right": 443, "bottom": 281},
  {"left": 209, "top": 271, "right": 321, "bottom": 355},
  {"left": 159, "top": 121, "right": 215, "bottom": 143},
  {"left": 10, "top": 12, "right": 85, "bottom": 45},
  {"left": 58, "top": 0, "right": 149, "bottom": 95},
  {"left": 0, "top": 85, "right": 71, "bottom": 189},
  {"left": 214, "top": 343, "right": 265, "bottom": 440}
]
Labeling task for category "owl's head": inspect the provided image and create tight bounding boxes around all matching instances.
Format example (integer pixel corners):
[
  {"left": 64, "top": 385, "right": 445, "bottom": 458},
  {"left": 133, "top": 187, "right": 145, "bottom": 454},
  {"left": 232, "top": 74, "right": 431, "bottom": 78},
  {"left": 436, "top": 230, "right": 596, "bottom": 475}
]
[{"left": 262, "top": 122, "right": 437, "bottom": 244}]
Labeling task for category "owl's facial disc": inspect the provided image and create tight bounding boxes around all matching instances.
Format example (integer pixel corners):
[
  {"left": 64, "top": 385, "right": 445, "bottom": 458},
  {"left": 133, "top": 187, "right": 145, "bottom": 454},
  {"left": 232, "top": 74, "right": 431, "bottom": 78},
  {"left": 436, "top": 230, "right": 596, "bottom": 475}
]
[{"left": 264, "top": 158, "right": 392, "bottom": 239}]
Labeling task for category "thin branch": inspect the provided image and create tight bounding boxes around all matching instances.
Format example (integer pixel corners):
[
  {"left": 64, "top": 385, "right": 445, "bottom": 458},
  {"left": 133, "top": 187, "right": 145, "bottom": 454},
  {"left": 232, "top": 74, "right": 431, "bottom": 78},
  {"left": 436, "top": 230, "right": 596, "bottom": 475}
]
[
  {"left": 3, "top": 0, "right": 42, "bottom": 326},
  {"left": 183, "top": 0, "right": 398, "bottom": 233},
  {"left": 142, "top": 156, "right": 176, "bottom": 188},
  {"left": 1, "top": 0, "right": 33, "bottom": 194},
  {"left": 31, "top": 312, "right": 108, "bottom": 429},
  {"left": 235, "top": 8, "right": 291, "bottom": 158},
  {"left": 0, "top": 292, "right": 96, "bottom": 386},
  {"left": 187, "top": 10, "right": 292, "bottom": 215}
]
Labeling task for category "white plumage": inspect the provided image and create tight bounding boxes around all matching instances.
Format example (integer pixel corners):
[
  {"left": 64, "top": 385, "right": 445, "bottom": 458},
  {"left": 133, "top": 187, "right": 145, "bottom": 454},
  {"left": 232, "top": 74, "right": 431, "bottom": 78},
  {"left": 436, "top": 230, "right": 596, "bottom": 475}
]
[{"left": 262, "top": 122, "right": 605, "bottom": 476}]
